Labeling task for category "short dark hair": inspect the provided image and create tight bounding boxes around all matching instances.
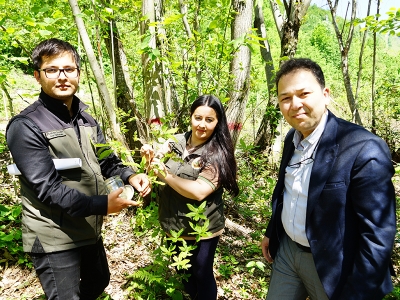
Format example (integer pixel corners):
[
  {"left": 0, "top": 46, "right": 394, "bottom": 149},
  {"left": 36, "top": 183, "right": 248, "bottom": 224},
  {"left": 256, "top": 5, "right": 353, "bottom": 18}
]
[
  {"left": 275, "top": 58, "right": 325, "bottom": 90},
  {"left": 32, "top": 38, "right": 81, "bottom": 70},
  {"left": 190, "top": 95, "right": 239, "bottom": 197}
]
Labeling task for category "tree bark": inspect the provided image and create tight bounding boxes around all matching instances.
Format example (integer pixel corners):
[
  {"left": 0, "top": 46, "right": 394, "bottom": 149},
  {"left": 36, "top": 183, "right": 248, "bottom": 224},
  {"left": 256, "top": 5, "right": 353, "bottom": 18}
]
[
  {"left": 280, "top": 0, "right": 311, "bottom": 58},
  {"left": 1, "top": 83, "right": 14, "bottom": 118},
  {"left": 327, "top": 0, "right": 363, "bottom": 125},
  {"left": 141, "top": 0, "right": 170, "bottom": 130},
  {"left": 225, "top": 217, "right": 252, "bottom": 239},
  {"left": 269, "top": 0, "right": 284, "bottom": 37},
  {"left": 226, "top": 0, "right": 253, "bottom": 147},
  {"left": 103, "top": 20, "right": 148, "bottom": 150},
  {"left": 68, "top": 0, "right": 127, "bottom": 145},
  {"left": 255, "top": 0, "right": 310, "bottom": 151},
  {"left": 355, "top": 0, "right": 372, "bottom": 105},
  {"left": 371, "top": 0, "right": 379, "bottom": 134},
  {"left": 253, "top": 0, "right": 279, "bottom": 150}
]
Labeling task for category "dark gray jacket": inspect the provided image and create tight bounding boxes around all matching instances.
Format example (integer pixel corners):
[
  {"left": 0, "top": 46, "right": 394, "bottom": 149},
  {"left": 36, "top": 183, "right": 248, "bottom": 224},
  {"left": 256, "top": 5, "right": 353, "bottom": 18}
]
[{"left": 6, "top": 91, "right": 134, "bottom": 252}]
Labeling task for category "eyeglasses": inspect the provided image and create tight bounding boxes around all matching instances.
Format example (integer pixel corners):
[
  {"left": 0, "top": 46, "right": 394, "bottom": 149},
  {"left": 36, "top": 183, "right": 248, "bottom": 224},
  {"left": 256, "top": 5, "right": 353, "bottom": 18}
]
[
  {"left": 38, "top": 67, "right": 80, "bottom": 79},
  {"left": 287, "top": 156, "right": 314, "bottom": 168},
  {"left": 287, "top": 140, "right": 320, "bottom": 169}
]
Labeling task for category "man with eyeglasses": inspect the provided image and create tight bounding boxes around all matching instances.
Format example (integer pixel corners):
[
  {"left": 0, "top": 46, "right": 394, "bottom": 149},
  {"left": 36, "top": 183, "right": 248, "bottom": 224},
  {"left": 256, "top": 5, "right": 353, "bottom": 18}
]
[
  {"left": 261, "top": 58, "right": 396, "bottom": 300},
  {"left": 6, "top": 38, "right": 151, "bottom": 299}
]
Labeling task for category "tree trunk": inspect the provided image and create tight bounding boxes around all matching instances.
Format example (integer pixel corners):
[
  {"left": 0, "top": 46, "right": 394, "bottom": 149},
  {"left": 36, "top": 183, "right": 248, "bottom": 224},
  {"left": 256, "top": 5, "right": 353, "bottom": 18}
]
[
  {"left": 253, "top": 0, "right": 279, "bottom": 150},
  {"left": 1, "top": 83, "right": 14, "bottom": 119},
  {"left": 103, "top": 20, "right": 149, "bottom": 150},
  {"left": 371, "top": 0, "right": 379, "bottom": 134},
  {"left": 327, "top": 0, "right": 363, "bottom": 125},
  {"left": 355, "top": 0, "right": 372, "bottom": 105},
  {"left": 226, "top": 0, "right": 253, "bottom": 147},
  {"left": 255, "top": 0, "right": 311, "bottom": 151},
  {"left": 68, "top": 0, "right": 127, "bottom": 145},
  {"left": 225, "top": 217, "right": 252, "bottom": 239},
  {"left": 269, "top": 0, "right": 284, "bottom": 37},
  {"left": 280, "top": 0, "right": 311, "bottom": 58},
  {"left": 141, "top": 0, "right": 170, "bottom": 130}
]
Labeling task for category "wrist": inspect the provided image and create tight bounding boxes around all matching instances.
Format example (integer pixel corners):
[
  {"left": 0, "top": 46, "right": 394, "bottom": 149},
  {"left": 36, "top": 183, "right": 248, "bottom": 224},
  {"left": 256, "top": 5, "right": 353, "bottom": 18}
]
[
  {"left": 159, "top": 169, "right": 169, "bottom": 181},
  {"left": 128, "top": 174, "right": 137, "bottom": 184}
]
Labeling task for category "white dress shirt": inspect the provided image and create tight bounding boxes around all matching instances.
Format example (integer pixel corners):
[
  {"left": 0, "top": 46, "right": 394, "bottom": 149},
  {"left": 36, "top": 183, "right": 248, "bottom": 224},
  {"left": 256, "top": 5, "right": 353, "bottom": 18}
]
[{"left": 282, "top": 111, "right": 328, "bottom": 247}]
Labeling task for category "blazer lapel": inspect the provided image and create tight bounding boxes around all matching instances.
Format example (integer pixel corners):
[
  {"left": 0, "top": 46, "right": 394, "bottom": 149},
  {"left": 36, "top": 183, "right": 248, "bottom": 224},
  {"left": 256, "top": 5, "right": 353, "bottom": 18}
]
[
  {"left": 307, "top": 111, "right": 339, "bottom": 219},
  {"left": 279, "top": 130, "right": 295, "bottom": 186}
]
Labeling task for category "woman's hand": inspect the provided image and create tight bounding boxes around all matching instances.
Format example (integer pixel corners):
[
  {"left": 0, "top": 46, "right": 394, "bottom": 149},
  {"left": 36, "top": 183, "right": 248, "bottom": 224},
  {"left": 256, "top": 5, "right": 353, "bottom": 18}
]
[
  {"left": 140, "top": 144, "right": 154, "bottom": 161},
  {"left": 150, "top": 157, "right": 168, "bottom": 179},
  {"left": 140, "top": 144, "right": 155, "bottom": 173}
]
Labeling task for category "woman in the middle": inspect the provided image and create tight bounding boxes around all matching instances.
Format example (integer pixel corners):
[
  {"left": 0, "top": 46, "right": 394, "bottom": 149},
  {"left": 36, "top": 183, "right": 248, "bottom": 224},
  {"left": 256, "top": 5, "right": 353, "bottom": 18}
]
[{"left": 141, "top": 94, "right": 239, "bottom": 300}]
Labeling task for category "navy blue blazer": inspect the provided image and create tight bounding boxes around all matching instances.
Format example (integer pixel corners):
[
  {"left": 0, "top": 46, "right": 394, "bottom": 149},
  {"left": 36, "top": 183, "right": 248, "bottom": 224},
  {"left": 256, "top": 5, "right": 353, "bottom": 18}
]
[{"left": 265, "top": 111, "right": 396, "bottom": 299}]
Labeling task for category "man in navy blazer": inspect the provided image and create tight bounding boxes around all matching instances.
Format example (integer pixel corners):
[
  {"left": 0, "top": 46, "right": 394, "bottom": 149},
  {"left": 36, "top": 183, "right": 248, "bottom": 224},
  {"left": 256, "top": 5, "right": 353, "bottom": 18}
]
[{"left": 261, "top": 58, "right": 396, "bottom": 300}]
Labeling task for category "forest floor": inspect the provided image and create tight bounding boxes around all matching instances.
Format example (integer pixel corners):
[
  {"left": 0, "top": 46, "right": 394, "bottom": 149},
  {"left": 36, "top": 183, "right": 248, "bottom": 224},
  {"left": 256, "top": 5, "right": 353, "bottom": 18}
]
[
  {"left": 0, "top": 209, "right": 153, "bottom": 300},
  {"left": 0, "top": 200, "right": 261, "bottom": 300}
]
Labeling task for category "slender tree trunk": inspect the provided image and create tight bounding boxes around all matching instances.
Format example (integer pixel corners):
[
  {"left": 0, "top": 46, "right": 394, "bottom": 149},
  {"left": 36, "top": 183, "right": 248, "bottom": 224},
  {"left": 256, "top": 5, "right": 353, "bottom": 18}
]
[
  {"left": 327, "top": 0, "right": 363, "bottom": 125},
  {"left": 355, "top": 0, "right": 372, "bottom": 104},
  {"left": 280, "top": 0, "right": 311, "bottom": 58},
  {"left": 175, "top": 0, "right": 195, "bottom": 131},
  {"left": 371, "top": 0, "right": 379, "bottom": 134},
  {"left": 226, "top": 0, "right": 253, "bottom": 147},
  {"left": 255, "top": 1, "right": 275, "bottom": 100},
  {"left": 1, "top": 83, "right": 14, "bottom": 118},
  {"left": 141, "top": 0, "right": 167, "bottom": 128},
  {"left": 254, "top": 0, "right": 279, "bottom": 150},
  {"left": 68, "top": 0, "right": 127, "bottom": 145},
  {"left": 103, "top": 20, "right": 148, "bottom": 149},
  {"left": 255, "top": 0, "right": 311, "bottom": 151},
  {"left": 269, "top": 0, "right": 283, "bottom": 37}
]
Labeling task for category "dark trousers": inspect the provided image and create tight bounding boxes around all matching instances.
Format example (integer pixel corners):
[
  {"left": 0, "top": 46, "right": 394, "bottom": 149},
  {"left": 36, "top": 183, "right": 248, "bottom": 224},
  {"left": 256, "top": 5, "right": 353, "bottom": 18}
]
[
  {"left": 31, "top": 238, "right": 110, "bottom": 300},
  {"left": 171, "top": 236, "right": 220, "bottom": 300}
]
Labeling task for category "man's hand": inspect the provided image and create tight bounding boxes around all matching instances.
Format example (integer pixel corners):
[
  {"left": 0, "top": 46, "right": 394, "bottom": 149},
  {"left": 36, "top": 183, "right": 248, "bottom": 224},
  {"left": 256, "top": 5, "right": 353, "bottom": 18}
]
[
  {"left": 261, "top": 236, "right": 273, "bottom": 263},
  {"left": 129, "top": 173, "right": 151, "bottom": 197},
  {"left": 107, "top": 187, "right": 141, "bottom": 214}
]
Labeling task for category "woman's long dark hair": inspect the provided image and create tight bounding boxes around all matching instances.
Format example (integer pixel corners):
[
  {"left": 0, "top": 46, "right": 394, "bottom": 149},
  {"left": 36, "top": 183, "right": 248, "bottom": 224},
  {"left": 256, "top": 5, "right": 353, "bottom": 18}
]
[{"left": 190, "top": 95, "right": 239, "bottom": 197}]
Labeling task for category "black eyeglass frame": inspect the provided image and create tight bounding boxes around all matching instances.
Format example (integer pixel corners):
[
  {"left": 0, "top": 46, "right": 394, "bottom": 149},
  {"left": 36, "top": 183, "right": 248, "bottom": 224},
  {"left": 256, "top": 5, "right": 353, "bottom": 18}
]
[
  {"left": 287, "top": 156, "right": 315, "bottom": 168},
  {"left": 287, "top": 138, "right": 321, "bottom": 169},
  {"left": 38, "top": 67, "right": 80, "bottom": 79}
]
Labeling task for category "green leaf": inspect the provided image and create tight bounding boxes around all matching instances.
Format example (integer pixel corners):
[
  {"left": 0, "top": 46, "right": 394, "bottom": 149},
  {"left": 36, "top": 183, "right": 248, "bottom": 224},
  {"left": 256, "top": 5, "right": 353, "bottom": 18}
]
[
  {"left": 38, "top": 30, "right": 53, "bottom": 36},
  {"left": 11, "top": 206, "right": 22, "bottom": 219},
  {"left": 6, "top": 27, "right": 16, "bottom": 33},
  {"left": 98, "top": 149, "right": 113, "bottom": 160},
  {"left": 163, "top": 14, "right": 184, "bottom": 25},
  {"left": 43, "top": 18, "right": 56, "bottom": 24},
  {"left": 52, "top": 10, "right": 64, "bottom": 19},
  {"left": 208, "top": 20, "right": 219, "bottom": 30}
]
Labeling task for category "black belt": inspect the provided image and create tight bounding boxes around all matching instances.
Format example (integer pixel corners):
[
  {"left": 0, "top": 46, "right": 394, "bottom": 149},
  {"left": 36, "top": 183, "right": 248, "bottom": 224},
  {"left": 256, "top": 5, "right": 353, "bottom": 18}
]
[{"left": 295, "top": 242, "right": 311, "bottom": 253}]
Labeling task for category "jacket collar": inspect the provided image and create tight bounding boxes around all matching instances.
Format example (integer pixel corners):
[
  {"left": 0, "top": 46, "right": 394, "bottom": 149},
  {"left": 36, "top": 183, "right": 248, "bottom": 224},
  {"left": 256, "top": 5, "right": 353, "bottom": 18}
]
[{"left": 39, "top": 90, "right": 88, "bottom": 120}]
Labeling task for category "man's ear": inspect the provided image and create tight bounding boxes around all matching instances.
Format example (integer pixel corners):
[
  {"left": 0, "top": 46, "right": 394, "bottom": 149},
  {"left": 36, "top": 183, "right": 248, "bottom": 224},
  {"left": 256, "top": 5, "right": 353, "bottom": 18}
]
[
  {"left": 33, "top": 70, "right": 40, "bottom": 83},
  {"left": 323, "top": 87, "right": 331, "bottom": 106}
]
